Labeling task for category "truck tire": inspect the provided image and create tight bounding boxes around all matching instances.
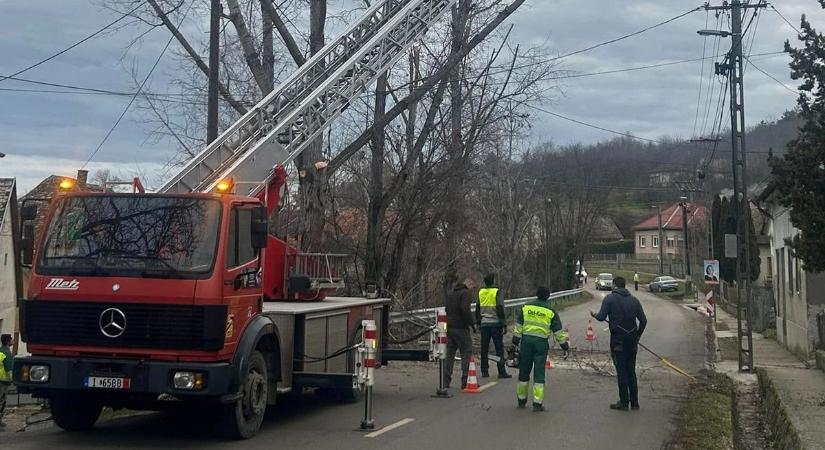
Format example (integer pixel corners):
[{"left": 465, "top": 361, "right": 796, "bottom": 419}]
[
  {"left": 50, "top": 396, "right": 102, "bottom": 431},
  {"left": 219, "top": 350, "right": 268, "bottom": 439}
]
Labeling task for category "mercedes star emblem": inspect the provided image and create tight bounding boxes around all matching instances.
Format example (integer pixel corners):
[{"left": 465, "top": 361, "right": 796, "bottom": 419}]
[
  {"left": 112, "top": 283, "right": 120, "bottom": 292},
  {"left": 99, "top": 308, "right": 127, "bottom": 338}
]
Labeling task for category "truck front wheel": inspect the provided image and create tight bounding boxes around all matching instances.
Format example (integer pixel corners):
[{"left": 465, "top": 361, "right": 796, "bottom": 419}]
[
  {"left": 219, "top": 350, "right": 268, "bottom": 439},
  {"left": 50, "top": 395, "right": 102, "bottom": 431}
]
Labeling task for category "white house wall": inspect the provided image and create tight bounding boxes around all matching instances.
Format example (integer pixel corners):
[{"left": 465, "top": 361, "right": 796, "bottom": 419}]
[{"left": 0, "top": 202, "right": 16, "bottom": 339}]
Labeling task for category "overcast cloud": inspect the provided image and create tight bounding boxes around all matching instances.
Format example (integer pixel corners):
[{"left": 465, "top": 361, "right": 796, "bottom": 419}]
[{"left": 1, "top": 0, "right": 823, "bottom": 192}]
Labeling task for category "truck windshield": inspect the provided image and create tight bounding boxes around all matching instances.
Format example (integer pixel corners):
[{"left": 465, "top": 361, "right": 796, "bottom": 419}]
[{"left": 39, "top": 195, "right": 221, "bottom": 278}]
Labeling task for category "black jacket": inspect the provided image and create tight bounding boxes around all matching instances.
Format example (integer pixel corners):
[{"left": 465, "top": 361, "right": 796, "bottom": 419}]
[
  {"left": 593, "top": 288, "right": 647, "bottom": 340},
  {"left": 445, "top": 284, "right": 475, "bottom": 331}
]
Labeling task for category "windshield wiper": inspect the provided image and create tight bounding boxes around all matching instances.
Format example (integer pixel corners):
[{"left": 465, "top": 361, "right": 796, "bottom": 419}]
[{"left": 44, "top": 255, "right": 110, "bottom": 276}]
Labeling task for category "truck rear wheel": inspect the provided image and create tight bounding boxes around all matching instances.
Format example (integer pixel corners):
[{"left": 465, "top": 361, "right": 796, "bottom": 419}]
[
  {"left": 50, "top": 395, "right": 102, "bottom": 431},
  {"left": 219, "top": 350, "right": 268, "bottom": 439}
]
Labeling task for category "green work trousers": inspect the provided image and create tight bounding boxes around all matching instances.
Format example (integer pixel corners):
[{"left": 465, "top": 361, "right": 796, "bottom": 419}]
[{"left": 516, "top": 335, "right": 549, "bottom": 404}]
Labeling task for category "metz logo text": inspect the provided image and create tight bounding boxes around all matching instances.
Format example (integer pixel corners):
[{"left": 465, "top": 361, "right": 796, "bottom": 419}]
[{"left": 45, "top": 278, "right": 80, "bottom": 291}]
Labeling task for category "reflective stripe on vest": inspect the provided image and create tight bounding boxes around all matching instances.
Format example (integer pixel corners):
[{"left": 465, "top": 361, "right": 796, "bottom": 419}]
[
  {"left": 521, "top": 304, "right": 555, "bottom": 339},
  {"left": 0, "top": 352, "right": 10, "bottom": 382},
  {"left": 478, "top": 288, "right": 500, "bottom": 324}
]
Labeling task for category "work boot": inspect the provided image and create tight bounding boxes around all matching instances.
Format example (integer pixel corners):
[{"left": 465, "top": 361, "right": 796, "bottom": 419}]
[
  {"left": 609, "top": 402, "right": 629, "bottom": 411},
  {"left": 481, "top": 372, "right": 490, "bottom": 378},
  {"left": 517, "top": 399, "right": 527, "bottom": 409},
  {"left": 498, "top": 372, "right": 512, "bottom": 379},
  {"left": 532, "top": 403, "right": 545, "bottom": 412},
  {"left": 631, "top": 403, "right": 640, "bottom": 411}
]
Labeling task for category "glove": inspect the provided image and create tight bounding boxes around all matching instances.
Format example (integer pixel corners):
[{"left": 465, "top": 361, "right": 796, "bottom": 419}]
[
  {"left": 502, "top": 326, "right": 508, "bottom": 335},
  {"left": 560, "top": 341, "right": 570, "bottom": 359},
  {"left": 512, "top": 336, "right": 520, "bottom": 347}
]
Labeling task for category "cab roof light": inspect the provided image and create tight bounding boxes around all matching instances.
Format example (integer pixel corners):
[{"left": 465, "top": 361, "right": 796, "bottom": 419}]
[
  {"left": 216, "top": 179, "right": 234, "bottom": 194},
  {"left": 58, "top": 179, "right": 75, "bottom": 191}
]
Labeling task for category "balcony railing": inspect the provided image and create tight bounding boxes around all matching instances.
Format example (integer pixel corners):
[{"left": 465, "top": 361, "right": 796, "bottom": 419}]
[{"left": 291, "top": 253, "right": 348, "bottom": 290}]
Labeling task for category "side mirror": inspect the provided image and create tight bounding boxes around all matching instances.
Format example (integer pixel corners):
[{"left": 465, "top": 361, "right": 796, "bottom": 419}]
[
  {"left": 20, "top": 237, "right": 33, "bottom": 266},
  {"left": 20, "top": 204, "right": 37, "bottom": 221},
  {"left": 250, "top": 206, "right": 268, "bottom": 250}
]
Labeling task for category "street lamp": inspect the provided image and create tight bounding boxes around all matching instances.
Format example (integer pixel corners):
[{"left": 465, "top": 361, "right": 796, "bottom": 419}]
[{"left": 697, "top": 29, "right": 732, "bottom": 37}]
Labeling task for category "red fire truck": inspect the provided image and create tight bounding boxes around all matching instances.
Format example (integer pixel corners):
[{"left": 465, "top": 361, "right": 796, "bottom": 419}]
[{"left": 13, "top": 0, "right": 455, "bottom": 439}]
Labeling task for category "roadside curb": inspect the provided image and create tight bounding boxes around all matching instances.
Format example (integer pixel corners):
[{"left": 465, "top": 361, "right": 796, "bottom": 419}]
[{"left": 756, "top": 367, "right": 804, "bottom": 450}]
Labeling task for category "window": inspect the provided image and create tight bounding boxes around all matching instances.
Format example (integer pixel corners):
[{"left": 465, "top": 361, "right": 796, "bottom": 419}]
[
  {"left": 787, "top": 248, "right": 794, "bottom": 297},
  {"left": 766, "top": 256, "right": 773, "bottom": 283},
  {"left": 226, "top": 207, "right": 256, "bottom": 268},
  {"left": 653, "top": 236, "right": 660, "bottom": 248},
  {"left": 666, "top": 237, "right": 675, "bottom": 248},
  {"left": 639, "top": 236, "right": 646, "bottom": 248}
]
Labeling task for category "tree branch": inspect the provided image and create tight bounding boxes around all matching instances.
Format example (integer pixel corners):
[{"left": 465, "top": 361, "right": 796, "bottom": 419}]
[
  {"left": 225, "top": 0, "right": 270, "bottom": 94},
  {"left": 327, "top": 0, "right": 528, "bottom": 175},
  {"left": 260, "top": 0, "right": 306, "bottom": 66}
]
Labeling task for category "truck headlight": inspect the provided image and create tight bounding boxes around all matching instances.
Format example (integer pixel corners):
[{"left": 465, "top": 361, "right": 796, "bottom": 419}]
[
  {"left": 28, "top": 365, "right": 50, "bottom": 383},
  {"left": 172, "top": 371, "right": 205, "bottom": 390}
]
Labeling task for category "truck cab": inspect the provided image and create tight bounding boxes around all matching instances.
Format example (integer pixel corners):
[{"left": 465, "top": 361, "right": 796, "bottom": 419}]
[{"left": 14, "top": 190, "right": 383, "bottom": 438}]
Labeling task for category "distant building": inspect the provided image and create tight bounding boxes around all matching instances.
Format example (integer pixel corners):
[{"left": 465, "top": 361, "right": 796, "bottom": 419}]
[
  {"left": 633, "top": 203, "right": 707, "bottom": 258},
  {"left": 758, "top": 183, "right": 825, "bottom": 359}
]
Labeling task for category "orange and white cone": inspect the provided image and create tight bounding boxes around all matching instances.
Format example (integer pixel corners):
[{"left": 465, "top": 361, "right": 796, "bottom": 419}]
[
  {"left": 586, "top": 320, "right": 596, "bottom": 342},
  {"left": 463, "top": 356, "right": 481, "bottom": 393},
  {"left": 544, "top": 354, "right": 555, "bottom": 370}
]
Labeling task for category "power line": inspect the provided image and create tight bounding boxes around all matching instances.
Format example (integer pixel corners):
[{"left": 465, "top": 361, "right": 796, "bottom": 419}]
[
  {"left": 745, "top": 57, "right": 799, "bottom": 95},
  {"left": 693, "top": 10, "right": 710, "bottom": 137},
  {"left": 523, "top": 103, "right": 664, "bottom": 144},
  {"left": 0, "top": 87, "right": 209, "bottom": 106},
  {"left": 0, "top": 3, "right": 143, "bottom": 84},
  {"left": 82, "top": 3, "right": 194, "bottom": 168},
  {"left": 771, "top": 5, "right": 801, "bottom": 35}
]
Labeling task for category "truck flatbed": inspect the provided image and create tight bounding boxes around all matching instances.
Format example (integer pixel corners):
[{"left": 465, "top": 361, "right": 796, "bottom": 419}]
[{"left": 262, "top": 297, "right": 389, "bottom": 315}]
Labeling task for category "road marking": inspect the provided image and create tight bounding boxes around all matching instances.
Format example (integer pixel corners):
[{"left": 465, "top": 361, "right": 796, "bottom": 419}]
[
  {"left": 364, "top": 418, "right": 415, "bottom": 438},
  {"left": 477, "top": 381, "right": 498, "bottom": 392}
]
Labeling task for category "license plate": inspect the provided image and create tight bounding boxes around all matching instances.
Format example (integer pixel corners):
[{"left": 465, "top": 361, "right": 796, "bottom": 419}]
[{"left": 84, "top": 376, "right": 131, "bottom": 390}]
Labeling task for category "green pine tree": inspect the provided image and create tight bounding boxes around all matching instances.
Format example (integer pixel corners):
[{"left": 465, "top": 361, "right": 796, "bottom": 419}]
[{"left": 770, "top": 7, "right": 825, "bottom": 272}]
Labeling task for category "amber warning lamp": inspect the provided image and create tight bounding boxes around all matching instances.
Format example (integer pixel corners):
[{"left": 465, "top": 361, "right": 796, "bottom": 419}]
[
  {"left": 58, "top": 179, "right": 75, "bottom": 191},
  {"left": 215, "top": 179, "right": 235, "bottom": 194}
]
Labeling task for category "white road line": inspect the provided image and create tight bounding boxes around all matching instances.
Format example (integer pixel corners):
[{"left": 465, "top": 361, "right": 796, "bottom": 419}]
[
  {"left": 477, "top": 381, "right": 498, "bottom": 392},
  {"left": 364, "top": 418, "right": 415, "bottom": 438}
]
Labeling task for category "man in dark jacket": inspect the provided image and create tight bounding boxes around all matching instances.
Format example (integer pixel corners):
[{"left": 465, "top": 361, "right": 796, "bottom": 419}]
[
  {"left": 591, "top": 277, "right": 647, "bottom": 411},
  {"left": 443, "top": 280, "right": 476, "bottom": 390}
]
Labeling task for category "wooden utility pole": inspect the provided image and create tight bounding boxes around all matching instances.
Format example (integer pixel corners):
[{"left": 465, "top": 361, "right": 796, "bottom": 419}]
[{"left": 207, "top": 0, "right": 221, "bottom": 144}]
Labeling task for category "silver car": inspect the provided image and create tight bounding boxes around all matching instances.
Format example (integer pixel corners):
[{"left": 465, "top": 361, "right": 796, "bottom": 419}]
[
  {"left": 649, "top": 276, "right": 679, "bottom": 292},
  {"left": 595, "top": 273, "right": 614, "bottom": 291}
]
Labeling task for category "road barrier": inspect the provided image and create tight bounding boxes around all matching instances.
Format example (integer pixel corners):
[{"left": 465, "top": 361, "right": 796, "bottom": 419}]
[
  {"left": 359, "top": 320, "right": 377, "bottom": 430},
  {"left": 389, "top": 288, "right": 584, "bottom": 325}
]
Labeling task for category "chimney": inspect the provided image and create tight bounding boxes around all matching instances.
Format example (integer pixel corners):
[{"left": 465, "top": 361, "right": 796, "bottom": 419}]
[{"left": 76, "top": 170, "right": 88, "bottom": 190}]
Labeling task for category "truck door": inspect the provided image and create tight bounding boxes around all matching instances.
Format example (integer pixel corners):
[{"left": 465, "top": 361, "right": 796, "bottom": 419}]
[{"left": 222, "top": 203, "right": 263, "bottom": 347}]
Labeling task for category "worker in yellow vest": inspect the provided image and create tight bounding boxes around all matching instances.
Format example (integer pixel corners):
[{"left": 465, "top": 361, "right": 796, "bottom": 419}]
[
  {"left": 513, "top": 287, "right": 569, "bottom": 411},
  {"left": 475, "top": 274, "right": 511, "bottom": 379},
  {"left": 0, "top": 334, "right": 14, "bottom": 428}
]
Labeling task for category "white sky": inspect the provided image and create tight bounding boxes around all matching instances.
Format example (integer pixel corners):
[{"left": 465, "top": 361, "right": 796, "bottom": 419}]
[{"left": 1, "top": 0, "right": 823, "bottom": 192}]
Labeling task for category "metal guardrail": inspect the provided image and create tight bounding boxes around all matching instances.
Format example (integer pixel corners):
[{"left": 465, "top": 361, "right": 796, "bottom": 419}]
[{"left": 389, "top": 288, "right": 584, "bottom": 324}]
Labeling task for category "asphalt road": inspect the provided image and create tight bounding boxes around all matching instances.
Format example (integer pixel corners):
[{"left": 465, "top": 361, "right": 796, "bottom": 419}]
[{"left": 3, "top": 287, "right": 705, "bottom": 449}]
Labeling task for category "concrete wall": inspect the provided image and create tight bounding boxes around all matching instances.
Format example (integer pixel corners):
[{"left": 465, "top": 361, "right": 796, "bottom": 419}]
[
  {"left": 0, "top": 202, "right": 16, "bottom": 340},
  {"left": 768, "top": 205, "right": 816, "bottom": 359}
]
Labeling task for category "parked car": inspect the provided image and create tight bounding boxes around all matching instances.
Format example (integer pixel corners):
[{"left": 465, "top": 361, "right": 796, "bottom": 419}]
[
  {"left": 595, "top": 273, "right": 614, "bottom": 291},
  {"left": 649, "top": 276, "right": 679, "bottom": 292}
]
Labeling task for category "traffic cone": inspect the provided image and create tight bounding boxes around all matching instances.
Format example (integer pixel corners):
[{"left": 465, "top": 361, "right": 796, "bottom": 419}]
[
  {"left": 585, "top": 320, "right": 596, "bottom": 342},
  {"left": 544, "top": 354, "right": 554, "bottom": 370},
  {"left": 463, "top": 356, "right": 481, "bottom": 393}
]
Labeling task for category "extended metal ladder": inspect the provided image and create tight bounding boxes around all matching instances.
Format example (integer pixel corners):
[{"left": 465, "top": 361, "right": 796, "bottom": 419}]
[{"left": 160, "top": 0, "right": 456, "bottom": 195}]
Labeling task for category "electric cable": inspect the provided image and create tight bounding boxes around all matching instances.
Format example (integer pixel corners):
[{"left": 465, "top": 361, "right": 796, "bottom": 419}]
[{"left": 0, "top": 3, "right": 144, "bottom": 83}]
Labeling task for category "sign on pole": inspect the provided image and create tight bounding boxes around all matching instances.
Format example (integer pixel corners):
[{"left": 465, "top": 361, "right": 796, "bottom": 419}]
[
  {"left": 703, "top": 259, "right": 720, "bottom": 285},
  {"left": 724, "top": 234, "right": 737, "bottom": 259}
]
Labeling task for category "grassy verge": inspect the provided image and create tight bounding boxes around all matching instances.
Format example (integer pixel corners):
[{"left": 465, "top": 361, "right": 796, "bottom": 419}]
[{"left": 665, "top": 372, "right": 734, "bottom": 450}]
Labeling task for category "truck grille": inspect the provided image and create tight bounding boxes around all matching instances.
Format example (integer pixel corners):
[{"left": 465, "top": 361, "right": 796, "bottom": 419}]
[{"left": 21, "top": 300, "right": 227, "bottom": 351}]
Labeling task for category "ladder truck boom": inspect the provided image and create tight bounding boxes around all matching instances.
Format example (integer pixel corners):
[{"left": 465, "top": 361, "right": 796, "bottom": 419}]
[{"left": 161, "top": 0, "right": 456, "bottom": 196}]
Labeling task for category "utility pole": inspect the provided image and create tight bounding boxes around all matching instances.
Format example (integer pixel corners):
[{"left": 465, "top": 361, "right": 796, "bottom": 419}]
[
  {"left": 679, "top": 198, "right": 692, "bottom": 293},
  {"left": 207, "top": 0, "right": 221, "bottom": 144},
  {"left": 654, "top": 205, "right": 664, "bottom": 275},
  {"left": 700, "top": 0, "right": 767, "bottom": 372}
]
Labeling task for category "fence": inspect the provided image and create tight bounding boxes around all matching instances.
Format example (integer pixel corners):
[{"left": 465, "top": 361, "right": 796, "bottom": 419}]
[
  {"left": 389, "top": 288, "right": 583, "bottom": 324},
  {"left": 586, "top": 253, "right": 686, "bottom": 277}
]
